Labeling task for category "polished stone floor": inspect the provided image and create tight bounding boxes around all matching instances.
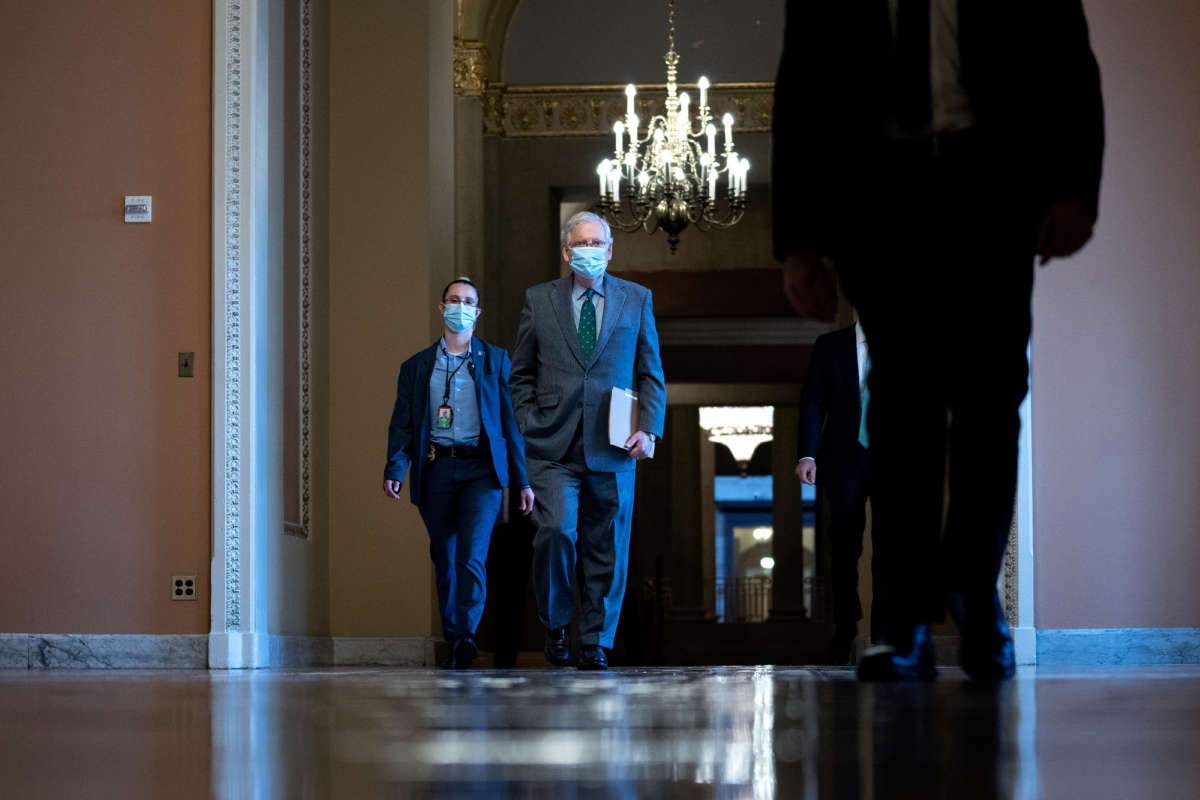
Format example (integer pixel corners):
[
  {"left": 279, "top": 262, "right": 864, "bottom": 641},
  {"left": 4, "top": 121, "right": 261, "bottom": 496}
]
[{"left": 1, "top": 665, "right": 1198, "bottom": 798}]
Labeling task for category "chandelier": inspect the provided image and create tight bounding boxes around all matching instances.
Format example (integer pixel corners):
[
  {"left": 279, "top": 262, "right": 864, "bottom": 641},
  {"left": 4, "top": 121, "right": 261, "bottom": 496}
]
[
  {"left": 700, "top": 406, "right": 773, "bottom": 476},
  {"left": 596, "top": 0, "right": 749, "bottom": 254}
]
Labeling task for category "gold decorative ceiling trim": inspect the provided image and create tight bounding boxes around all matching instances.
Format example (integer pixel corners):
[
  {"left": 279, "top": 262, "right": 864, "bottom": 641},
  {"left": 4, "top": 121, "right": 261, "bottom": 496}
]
[
  {"left": 481, "top": 82, "right": 774, "bottom": 138},
  {"left": 453, "top": 39, "right": 488, "bottom": 96}
]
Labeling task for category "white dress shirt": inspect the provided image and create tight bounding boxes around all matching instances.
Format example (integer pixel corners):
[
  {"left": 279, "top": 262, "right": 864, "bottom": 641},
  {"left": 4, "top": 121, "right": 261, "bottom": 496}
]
[
  {"left": 855, "top": 320, "right": 869, "bottom": 391},
  {"left": 886, "top": 0, "right": 976, "bottom": 135}
]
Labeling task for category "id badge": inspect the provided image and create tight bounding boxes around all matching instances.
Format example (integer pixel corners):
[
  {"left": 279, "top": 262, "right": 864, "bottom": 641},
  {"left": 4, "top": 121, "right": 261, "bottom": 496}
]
[{"left": 436, "top": 405, "right": 453, "bottom": 429}]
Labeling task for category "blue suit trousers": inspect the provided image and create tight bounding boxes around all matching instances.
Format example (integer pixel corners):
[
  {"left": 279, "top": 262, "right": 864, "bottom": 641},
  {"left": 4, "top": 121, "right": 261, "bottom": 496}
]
[{"left": 418, "top": 455, "right": 502, "bottom": 641}]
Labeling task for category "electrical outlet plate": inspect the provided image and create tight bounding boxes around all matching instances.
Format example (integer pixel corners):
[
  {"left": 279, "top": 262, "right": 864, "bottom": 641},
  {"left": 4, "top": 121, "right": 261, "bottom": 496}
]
[{"left": 172, "top": 575, "right": 197, "bottom": 601}]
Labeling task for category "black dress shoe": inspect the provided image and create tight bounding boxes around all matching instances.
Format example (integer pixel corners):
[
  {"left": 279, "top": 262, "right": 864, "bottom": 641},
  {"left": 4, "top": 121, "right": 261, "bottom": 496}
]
[
  {"left": 857, "top": 623, "right": 937, "bottom": 681},
  {"left": 544, "top": 626, "right": 570, "bottom": 666},
  {"left": 948, "top": 590, "right": 1016, "bottom": 681},
  {"left": 452, "top": 634, "right": 478, "bottom": 670},
  {"left": 577, "top": 645, "right": 608, "bottom": 670}
]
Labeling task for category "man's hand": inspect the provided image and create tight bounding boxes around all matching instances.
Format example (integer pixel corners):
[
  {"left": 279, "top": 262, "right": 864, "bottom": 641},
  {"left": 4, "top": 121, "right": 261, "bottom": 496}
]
[
  {"left": 782, "top": 250, "right": 838, "bottom": 322},
  {"left": 1036, "top": 200, "right": 1095, "bottom": 265},
  {"left": 795, "top": 459, "right": 816, "bottom": 485},
  {"left": 519, "top": 487, "right": 535, "bottom": 515},
  {"left": 382, "top": 479, "right": 403, "bottom": 499},
  {"left": 625, "top": 431, "right": 655, "bottom": 460}
]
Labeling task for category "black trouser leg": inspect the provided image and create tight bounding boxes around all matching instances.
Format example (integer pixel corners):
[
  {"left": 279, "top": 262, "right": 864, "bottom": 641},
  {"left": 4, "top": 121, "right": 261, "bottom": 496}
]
[
  {"left": 837, "top": 136, "right": 1035, "bottom": 645},
  {"left": 827, "top": 460, "right": 870, "bottom": 642}
]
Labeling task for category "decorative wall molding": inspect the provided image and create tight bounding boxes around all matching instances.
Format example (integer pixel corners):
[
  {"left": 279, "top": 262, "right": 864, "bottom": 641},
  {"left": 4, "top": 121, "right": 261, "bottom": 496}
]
[
  {"left": 481, "top": 82, "right": 773, "bottom": 138},
  {"left": 216, "top": 0, "right": 245, "bottom": 632},
  {"left": 1003, "top": 504, "right": 1018, "bottom": 630},
  {"left": 453, "top": 39, "right": 487, "bottom": 96},
  {"left": 284, "top": 0, "right": 315, "bottom": 541}
]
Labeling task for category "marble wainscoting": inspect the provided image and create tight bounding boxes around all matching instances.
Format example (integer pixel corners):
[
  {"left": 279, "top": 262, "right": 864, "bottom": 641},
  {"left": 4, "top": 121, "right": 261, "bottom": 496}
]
[{"left": 1038, "top": 628, "right": 1200, "bottom": 666}]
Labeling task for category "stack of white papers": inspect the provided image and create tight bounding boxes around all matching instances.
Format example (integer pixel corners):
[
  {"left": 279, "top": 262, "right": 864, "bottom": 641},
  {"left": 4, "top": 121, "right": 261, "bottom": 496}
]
[{"left": 608, "top": 387, "right": 639, "bottom": 449}]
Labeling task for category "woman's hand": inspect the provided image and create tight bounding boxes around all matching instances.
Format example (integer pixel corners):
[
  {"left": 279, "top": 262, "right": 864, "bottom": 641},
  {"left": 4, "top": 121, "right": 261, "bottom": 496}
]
[{"left": 382, "top": 479, "right": 403, "bottom": 499}]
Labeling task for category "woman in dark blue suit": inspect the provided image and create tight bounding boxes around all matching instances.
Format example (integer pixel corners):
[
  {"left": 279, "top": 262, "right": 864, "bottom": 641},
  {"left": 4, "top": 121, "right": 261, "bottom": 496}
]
[{"left": 383, "top": 277, "right": 534, "bottom": 669}]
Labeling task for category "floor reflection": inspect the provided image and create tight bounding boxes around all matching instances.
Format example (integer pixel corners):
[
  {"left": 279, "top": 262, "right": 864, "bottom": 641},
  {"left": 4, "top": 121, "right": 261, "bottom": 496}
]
[{"left": 1, "top": 665, "right": 1198, "bottom": 798}]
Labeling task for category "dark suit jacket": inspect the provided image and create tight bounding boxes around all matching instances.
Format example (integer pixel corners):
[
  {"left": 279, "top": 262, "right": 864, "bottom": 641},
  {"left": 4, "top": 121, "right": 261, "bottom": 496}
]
[
  {"left": 384, "top": 338, "right": 529, "bottom": 505},
  {"left": 510, "top": 274, "right": 666, "bottom": 473},
  {"left": 798, "top": 325, "right": 866, "bottom": 485},
  {"left": 771, "top": 0, "right": 1105, "bottom": 260}
]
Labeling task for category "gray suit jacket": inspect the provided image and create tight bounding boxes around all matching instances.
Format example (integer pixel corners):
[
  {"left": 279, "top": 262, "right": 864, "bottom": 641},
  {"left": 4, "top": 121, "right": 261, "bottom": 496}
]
[{"left": 511, "top": 274, "right": 666, "bottom": 472}]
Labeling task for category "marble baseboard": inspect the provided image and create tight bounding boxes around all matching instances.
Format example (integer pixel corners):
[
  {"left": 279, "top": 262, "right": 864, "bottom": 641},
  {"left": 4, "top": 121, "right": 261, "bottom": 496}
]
[
  {"left": 2, "top": 634, "right": 437, "bottom": 669},
  {"left": 1037, "top": 628, "right": 1200, "bottom": 666},
  {"left": 0, "top": 635, "right": 208, "bottom": 669},
  {"left": 269, "top": 635, "right": 334, "bottom": 668},
  {"left": 0, "top": 634, "right": 30, "bottom": 669},
  {"left": 331, "top": 637, "right": 435, "bottom": 667}
]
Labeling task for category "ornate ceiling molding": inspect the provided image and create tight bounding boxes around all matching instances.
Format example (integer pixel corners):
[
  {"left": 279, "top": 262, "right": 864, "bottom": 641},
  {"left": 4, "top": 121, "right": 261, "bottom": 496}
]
[{"left": 481, "top": 82, "right": 773, "bottom": 138}]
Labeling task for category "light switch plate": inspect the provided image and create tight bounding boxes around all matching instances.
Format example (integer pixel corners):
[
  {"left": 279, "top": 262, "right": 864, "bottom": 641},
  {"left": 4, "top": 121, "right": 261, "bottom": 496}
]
[
  {"left": 178, "top": 352, "right": 194, "bottom": 378},
  {"left": 124, "top": 195, "right": 151, "bottom": 223}
]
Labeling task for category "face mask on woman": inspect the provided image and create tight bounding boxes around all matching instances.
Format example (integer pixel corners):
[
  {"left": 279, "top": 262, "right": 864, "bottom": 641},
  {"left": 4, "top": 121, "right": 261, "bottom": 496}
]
[{"left": 443, "top": 303, "right": 478, "bottom": 333}]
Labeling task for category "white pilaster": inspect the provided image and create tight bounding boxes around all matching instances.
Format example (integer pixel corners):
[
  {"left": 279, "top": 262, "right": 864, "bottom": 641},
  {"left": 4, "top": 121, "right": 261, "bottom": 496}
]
[
  {"left": 1014, "top": 343, "right": 1037, "bottom": 665},
  {"left": 211, "top": 0, "right": 283, "bottom": 669}
]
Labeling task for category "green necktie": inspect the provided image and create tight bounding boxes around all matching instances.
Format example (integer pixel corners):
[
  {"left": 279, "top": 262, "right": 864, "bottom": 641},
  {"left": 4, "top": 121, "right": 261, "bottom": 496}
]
[
  {"left": 858, "top": 352, "right": 871, "bottom": 449},
  {"left": 578, "top": 288, "right": 597, "bottom": 363}
]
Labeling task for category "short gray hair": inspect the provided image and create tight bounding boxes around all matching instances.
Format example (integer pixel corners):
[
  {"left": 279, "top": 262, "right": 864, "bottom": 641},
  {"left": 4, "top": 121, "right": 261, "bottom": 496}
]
[{"left": 560, "top": 211, "right": 612, "bottom": 248}]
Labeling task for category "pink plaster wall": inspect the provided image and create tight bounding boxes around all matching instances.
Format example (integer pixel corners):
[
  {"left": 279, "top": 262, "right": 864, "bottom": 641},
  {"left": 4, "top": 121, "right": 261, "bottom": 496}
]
[
  {"left": 1033, "top": 1, "right": 1200, "bottom": 628},
  {"left": 0, "top": 3, "right": 211, "bottom": 633}
]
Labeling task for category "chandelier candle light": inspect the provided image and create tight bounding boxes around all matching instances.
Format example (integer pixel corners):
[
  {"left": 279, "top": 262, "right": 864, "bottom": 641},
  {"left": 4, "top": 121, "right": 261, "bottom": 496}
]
[{"left": 597, "top": 0, "right": 748, "bottom": 254}]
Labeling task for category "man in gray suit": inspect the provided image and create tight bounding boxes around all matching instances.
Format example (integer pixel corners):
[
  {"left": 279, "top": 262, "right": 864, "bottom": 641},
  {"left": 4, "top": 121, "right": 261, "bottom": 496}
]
[{"left": 511, "top": 211, "right": 666, "bottom": 670}]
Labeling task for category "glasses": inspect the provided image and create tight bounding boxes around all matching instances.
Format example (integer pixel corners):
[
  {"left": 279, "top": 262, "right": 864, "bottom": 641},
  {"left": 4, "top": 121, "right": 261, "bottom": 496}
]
[
  {"left": 569, "top": 239, "right": 610, "bottom": 248},
  {"left": 444, "top": 295, "right": 478, "bottom": 306}
]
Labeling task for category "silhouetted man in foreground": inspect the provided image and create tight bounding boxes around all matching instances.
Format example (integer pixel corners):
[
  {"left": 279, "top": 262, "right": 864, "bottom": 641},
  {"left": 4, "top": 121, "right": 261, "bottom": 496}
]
[{"left": 773, "top": 0, "right": 1104, "bottom": 680}]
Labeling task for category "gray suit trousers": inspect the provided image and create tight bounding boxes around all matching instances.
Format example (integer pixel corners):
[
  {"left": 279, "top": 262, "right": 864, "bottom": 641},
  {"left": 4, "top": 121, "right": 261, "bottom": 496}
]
[{"left": 529, "top": 432, "right": 635, "bottom": 649}]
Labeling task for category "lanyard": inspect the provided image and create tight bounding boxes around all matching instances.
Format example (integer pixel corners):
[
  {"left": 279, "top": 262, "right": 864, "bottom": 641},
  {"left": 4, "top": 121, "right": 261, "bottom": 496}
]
[{"left": 440, "top": 344, "right": 470, "bottom": 407}]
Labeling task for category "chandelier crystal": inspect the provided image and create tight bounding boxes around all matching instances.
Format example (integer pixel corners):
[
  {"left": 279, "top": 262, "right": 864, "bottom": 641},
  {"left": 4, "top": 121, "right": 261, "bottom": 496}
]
[{"left": 596, "top": 0, "right": 748, "bottom": 254}]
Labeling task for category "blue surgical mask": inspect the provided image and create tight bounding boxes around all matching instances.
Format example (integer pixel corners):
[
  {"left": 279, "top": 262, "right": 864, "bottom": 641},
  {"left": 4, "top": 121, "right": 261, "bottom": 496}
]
[
  {"left": 443, "top": 303, "right": 478, "bottom": 333},
  {"left": 569, "top": 246, "right": 609, "bottom": 280}
]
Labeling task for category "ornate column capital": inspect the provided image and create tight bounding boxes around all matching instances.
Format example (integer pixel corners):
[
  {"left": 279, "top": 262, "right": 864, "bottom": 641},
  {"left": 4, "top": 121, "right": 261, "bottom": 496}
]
[{"left": 453, "top": 39, "right": 487, "bottom": 96}]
